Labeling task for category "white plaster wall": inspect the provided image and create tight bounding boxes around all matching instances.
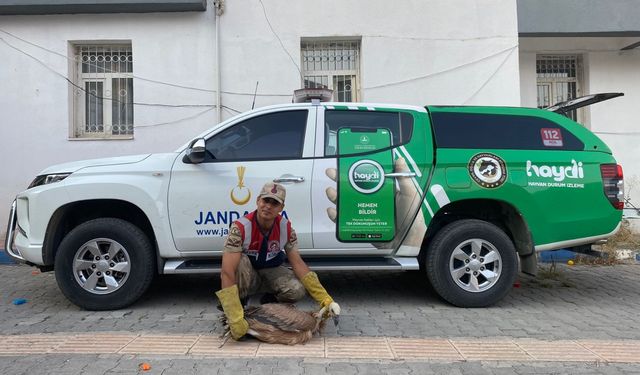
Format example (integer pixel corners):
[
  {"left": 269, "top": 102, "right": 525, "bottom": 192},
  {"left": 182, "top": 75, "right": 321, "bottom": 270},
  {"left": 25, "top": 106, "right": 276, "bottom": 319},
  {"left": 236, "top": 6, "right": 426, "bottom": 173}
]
[
  {"left": 0, "top": 11, "right": 218, "bottom": 242},
  {"left": 218, "top": 0, "right": 520, "bottom": 112},
  {"left": 519, "top": 37, "right": 640, "bottom": 212},
  {"left": 588, "top": 50, "right": 640, "bottom": 211},
  {"left": 518, "top": 51, "right": 538, "bottom": 108},
  {"left": 0, "top": 0, "right": 520, "bottom": 241}
]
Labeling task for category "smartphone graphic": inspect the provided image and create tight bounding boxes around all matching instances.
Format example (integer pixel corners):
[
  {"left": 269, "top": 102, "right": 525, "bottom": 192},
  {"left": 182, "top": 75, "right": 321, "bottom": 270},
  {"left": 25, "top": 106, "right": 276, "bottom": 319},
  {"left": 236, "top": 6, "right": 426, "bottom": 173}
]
[{"left": 336, "top": 127, "right": 395, "bottom": 242}]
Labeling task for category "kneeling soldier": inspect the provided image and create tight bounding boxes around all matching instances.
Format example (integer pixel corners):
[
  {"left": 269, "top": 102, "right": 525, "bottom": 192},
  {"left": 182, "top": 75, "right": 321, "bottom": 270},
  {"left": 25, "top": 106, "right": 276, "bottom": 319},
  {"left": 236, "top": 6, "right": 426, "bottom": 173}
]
[{"left": 216, "top": 182, "right": 340, "bottom": 340}]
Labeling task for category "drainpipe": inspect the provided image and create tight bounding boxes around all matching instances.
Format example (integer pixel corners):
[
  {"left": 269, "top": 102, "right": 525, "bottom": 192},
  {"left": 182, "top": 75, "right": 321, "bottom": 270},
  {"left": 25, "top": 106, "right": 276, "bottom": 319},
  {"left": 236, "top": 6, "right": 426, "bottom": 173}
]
[{"left": 215, "top": 0, "right": 224, "bottom": 123}]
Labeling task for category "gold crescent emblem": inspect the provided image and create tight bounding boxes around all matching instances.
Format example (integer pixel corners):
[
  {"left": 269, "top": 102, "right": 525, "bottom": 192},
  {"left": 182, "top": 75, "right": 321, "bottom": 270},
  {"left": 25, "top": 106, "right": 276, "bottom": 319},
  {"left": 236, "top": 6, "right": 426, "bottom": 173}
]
[{"left": 230, "top": 166, "right": 251, "bottom": 205}]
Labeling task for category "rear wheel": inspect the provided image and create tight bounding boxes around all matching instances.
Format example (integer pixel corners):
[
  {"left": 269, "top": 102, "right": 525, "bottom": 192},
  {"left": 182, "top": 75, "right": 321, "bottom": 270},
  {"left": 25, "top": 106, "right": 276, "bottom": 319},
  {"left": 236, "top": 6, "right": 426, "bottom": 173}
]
[
  {"left": 54, "top": 218, "right": 155, "bottom": 310},
  {"left": 425, "top": 219, "right": 517, "bottom": 307}
]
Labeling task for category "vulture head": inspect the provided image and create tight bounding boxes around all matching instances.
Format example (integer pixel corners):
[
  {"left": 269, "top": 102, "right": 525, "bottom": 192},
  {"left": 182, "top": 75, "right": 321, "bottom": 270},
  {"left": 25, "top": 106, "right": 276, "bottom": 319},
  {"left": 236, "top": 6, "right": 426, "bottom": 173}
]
[
  {"left": 315, "top": 301, "right": 341, "bottom": 327},
  {"left": 220, "top": 302, "right": 341, "bottom": 346}
]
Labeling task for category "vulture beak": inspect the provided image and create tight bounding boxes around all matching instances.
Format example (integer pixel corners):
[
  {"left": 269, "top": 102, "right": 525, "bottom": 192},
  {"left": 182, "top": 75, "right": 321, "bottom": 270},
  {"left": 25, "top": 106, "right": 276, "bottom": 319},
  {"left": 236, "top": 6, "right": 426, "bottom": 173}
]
[{"left": 328, "top": 301, "right": 341, "bottom": 327}]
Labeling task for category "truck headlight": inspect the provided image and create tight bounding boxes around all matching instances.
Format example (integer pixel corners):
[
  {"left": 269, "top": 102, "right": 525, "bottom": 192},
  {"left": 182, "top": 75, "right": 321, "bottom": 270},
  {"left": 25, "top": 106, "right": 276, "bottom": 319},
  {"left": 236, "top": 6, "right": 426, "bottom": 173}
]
[{"left": 28, "top": 173, "right": 71, "bottom": 189}]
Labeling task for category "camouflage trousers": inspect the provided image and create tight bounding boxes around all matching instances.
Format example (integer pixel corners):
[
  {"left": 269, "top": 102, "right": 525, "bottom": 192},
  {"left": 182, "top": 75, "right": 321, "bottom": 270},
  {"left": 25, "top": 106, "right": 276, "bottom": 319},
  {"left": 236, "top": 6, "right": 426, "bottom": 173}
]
[{"left": 236, "top": 254, "right": 306, "bottom": 303}]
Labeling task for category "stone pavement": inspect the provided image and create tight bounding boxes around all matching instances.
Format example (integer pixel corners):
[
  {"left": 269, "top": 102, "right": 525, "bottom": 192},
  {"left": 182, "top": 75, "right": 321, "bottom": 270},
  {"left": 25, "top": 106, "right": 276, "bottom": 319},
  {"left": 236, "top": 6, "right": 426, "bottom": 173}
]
[
  {"left": 0, "top": 263, "right": 639, "bottom": 374},
  {"left": 1, "top": 333, "right": 640, "bottom": 362}
]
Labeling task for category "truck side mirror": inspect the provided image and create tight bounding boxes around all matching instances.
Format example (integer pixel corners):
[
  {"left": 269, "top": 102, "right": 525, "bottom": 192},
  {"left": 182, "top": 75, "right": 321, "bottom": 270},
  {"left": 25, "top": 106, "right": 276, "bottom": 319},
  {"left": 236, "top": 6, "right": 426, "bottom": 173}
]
[{"left": 183, "top": 138, "right": 206, "bottom": 164}]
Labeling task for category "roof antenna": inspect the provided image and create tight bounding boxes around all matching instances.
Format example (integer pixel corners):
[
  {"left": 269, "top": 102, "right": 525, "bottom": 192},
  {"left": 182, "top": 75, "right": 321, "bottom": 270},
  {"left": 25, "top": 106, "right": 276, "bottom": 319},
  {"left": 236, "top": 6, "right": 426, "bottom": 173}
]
[{"left": 251, "top": 81, "right": 259, "bottom": 110}]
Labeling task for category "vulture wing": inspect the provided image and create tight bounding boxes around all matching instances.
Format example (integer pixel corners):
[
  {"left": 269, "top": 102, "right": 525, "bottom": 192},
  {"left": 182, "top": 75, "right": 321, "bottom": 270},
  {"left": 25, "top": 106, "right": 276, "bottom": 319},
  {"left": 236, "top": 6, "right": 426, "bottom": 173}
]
[
  {"left": 243, "top": 303, "right": 318, "bottom": 345},
  {"left": 245, "top": 303, "right": 317, "bottom": 332}
]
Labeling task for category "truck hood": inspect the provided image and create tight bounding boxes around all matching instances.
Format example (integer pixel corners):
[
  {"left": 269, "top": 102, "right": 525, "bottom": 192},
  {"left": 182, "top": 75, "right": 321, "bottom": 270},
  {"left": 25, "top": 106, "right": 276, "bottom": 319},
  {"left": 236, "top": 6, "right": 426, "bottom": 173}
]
[{"left": 39, "top": 154, "right": 151, "bottom": 175}]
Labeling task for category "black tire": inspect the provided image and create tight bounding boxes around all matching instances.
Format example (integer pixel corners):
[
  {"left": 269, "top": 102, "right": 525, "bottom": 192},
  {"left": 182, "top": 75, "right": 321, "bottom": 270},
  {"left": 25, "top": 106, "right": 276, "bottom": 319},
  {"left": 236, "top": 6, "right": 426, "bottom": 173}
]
[
  {"left": 54, "top": 218, "right": 155, "bottom": 310},
  {"left": 425, "top": 219, "right": 517, "bottom": 307}
]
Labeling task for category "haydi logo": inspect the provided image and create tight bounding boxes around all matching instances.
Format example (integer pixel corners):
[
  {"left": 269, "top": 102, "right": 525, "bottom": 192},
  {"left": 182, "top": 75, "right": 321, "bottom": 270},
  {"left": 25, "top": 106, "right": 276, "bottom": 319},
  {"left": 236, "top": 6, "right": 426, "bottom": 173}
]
[
  {"left": 526, "top": 160, "right": 584, "bottom": 182},
  {"left": 349, "top": 160, "right": 385, "bottom": 194},
  {"left": 354, "top": 169, "right": 380, "bottom": 181}
]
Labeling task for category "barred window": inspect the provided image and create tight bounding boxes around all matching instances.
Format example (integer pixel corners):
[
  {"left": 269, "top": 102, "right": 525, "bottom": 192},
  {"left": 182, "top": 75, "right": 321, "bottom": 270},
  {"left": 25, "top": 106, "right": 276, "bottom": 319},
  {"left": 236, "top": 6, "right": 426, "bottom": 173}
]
[
  {"left": 301, "top": 40, "right": 360, "bottom": 102},
  {"left": 73, "top": 44, "right": 134, "bottom": 138},
  {"left": 536, "top": 55, "right": 582, "bottom": 121}
]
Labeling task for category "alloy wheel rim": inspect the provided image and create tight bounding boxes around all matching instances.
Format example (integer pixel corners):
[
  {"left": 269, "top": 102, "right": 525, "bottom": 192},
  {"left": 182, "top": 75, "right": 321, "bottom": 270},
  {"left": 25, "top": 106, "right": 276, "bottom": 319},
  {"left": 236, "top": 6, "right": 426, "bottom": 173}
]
[
  {"left": 72, "top": 238, "right": 131, "bottom": 295},
  {"left": 449, "top": 238, "right": 502, "bottom": 293}
]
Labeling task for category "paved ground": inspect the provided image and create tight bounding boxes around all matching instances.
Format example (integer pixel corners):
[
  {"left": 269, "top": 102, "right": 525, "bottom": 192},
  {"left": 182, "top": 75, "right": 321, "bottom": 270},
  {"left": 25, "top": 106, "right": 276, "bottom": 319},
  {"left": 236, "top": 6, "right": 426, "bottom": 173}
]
[{"left": 0, "top": 262, "right": 639, "bottom": 374}]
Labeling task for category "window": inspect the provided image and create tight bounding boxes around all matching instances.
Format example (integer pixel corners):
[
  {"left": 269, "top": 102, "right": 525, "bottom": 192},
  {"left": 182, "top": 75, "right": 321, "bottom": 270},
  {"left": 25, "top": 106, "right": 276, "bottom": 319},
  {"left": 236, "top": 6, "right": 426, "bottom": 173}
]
[
  {"left": 430, "top": 112, "right": 584, "bottom": 151},
  {"left": 301, "top": 40, "right": 360, "bottom": 102},
  {"left": 536, "top": 55, "right": 583, "bottom": 121},
  {"left": 325, "top": 110, "right": 414, "bottom": 156},
  {"left": 205, "top": 110, "right": 308, "bottom": 161},
  {"left": 73, "top": 44, "right": 134, "bottom": 138}
]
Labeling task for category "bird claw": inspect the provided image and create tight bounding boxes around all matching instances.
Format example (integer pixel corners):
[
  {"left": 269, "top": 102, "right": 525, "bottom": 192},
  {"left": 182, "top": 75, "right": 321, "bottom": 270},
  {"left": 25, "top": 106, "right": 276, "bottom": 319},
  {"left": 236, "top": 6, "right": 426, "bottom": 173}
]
[
  {"left": 218, "top": 332, "right": 232, "bottom": 348},
  {"left": 219, "top": 326, "right": 231, "bottom": 337}
]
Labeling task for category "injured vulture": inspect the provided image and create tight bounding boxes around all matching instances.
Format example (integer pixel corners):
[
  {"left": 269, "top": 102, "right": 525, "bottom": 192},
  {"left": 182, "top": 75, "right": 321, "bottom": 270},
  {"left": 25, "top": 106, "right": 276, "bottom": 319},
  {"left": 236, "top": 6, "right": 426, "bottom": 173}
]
[{"left": 220, "top": 302, "right": 340, "bottom": 345}]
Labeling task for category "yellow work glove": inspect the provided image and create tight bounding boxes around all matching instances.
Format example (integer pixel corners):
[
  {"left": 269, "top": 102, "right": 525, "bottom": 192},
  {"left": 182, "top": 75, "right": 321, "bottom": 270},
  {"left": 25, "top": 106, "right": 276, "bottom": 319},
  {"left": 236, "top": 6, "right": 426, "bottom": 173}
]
[
  {"left": 215, "top": 285, "right": 249, "bottom": 340},
  {"left": 301, "top": 271, "right": 334, "bottom": 308}
]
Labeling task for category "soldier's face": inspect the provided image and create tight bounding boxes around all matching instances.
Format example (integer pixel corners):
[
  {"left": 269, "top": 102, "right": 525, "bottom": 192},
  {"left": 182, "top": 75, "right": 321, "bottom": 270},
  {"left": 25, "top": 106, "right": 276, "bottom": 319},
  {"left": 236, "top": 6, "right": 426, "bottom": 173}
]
[{"left": 256, "top": 197, "right": 283, "bottom": 223}]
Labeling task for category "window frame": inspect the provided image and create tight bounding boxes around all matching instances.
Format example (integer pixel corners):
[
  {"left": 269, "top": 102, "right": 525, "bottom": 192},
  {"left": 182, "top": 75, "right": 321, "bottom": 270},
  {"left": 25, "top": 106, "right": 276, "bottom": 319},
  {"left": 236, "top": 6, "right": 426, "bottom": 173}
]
[
  {"left": 201, "top": 108, "right": 316, "bottom": 163},
  {"left": 300, "top": 39, "right": 361, "bottom": 102},
  {"left": 430, "top": 112, "right": 585, "bottom": 151},
  {"left": 319, "top": 108, "right": 416, "bottom": 158},
  {"left": 536, "top": 54, "right": 584, "bottom": 123},
  {"left": 70, "top": 42, "right": 134, "bottom": 140}
]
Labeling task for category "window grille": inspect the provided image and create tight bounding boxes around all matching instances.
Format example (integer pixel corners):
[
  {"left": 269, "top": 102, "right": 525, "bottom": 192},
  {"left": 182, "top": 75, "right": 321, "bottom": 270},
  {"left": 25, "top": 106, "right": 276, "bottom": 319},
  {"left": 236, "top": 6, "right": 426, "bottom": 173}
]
[
  {"left": 536, "top": 55, "right": 582, "bottom": 121},
  {"left": 73, "top": 45, "right": 134, "bottom": 138},
  {"left": 301, "top": 41, "right": 360, "bottom": 102}
]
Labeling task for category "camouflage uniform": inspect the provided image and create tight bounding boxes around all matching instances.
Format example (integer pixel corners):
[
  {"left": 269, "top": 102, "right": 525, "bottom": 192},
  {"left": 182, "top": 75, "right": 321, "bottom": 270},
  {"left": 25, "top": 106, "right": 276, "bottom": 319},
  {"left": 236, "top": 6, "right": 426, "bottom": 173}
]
[{"left": 223, "top": 219, "right": 306, "bottom": 303}]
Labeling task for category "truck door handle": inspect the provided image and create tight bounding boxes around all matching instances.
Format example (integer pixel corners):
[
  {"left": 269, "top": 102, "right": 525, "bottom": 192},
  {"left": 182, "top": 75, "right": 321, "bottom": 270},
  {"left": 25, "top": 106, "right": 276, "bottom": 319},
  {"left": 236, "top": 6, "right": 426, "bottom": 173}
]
[
  {"left": 274, "top": 176, "right": 305, "bottom": 183},
  {"left": 385, "top": 172, "right": 417, "bottom": 178}
]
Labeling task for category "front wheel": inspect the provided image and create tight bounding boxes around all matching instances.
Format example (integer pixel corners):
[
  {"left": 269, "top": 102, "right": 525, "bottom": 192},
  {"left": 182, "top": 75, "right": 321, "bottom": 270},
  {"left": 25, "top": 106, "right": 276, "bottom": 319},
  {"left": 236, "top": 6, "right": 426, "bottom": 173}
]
[
  {"left": 54, "top": 218, "right": 155, "bottom": 310},
  {"left": 425, "top": 219, "right": 518, "bottom": 307}
]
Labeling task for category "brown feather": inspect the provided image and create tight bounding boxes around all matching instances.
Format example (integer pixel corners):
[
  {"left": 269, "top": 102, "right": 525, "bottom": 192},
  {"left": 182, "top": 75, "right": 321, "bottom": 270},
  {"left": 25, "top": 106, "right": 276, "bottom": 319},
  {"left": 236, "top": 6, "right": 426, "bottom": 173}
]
[
  {"left": 247, "top": 303, "right": 317, "bottom": 332},
  {"left": 246, "top": 318, "right": 314, "bottom": 345},
  {"left": 221, "top": 303, "right": 327, "bottom": 345}
]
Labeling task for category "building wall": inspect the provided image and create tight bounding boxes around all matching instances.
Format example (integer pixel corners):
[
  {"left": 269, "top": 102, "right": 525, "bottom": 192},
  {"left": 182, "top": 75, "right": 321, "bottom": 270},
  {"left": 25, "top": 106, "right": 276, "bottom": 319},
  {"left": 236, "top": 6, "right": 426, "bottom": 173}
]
[
  {"left": 0, "top": 11, "right": 218, "bottom": 243},
  {"left": 517, "top": 0, "right": 640, "bottom": 36},
  {"left": 589, "top": 51, "right": 640, "bottom": 214},
  {"left": 0, "top": 0, "right": 520, "bottom": 241},
  {"left": 519, "top": 37, "right": 640, "bottom": 210},
  {"left": 518, "top": 51, "right": 537, "bottom": 108},
  {"left": 218, "top": 0, "right": 520, "bottom": 111}
]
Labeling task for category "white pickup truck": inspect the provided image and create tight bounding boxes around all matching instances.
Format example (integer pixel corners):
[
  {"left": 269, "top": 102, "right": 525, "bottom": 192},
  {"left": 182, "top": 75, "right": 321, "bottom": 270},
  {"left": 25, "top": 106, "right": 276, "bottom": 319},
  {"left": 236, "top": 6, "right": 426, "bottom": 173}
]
[{"left": 5, "top": 98, "right": 623, "bottom": 310}]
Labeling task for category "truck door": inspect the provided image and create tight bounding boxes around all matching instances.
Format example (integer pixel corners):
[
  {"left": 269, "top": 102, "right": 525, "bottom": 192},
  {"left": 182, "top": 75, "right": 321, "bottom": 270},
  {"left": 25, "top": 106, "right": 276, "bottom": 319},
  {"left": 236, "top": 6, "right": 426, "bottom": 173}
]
[
  {"left": 310, "top": 106, "right": 434, "bottom": 253},
  {"left": 168, "top": 107, "right": 316, "bottom": 253}
]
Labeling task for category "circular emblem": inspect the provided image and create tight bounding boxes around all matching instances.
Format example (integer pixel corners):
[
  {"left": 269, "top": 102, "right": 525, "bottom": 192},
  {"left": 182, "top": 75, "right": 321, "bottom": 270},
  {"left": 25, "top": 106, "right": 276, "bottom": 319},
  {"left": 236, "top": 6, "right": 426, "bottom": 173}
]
[
  {"left": 348, "top": 160, "right": 385, "bottom": 194},
  {"left": 468, "top": 153, "right": 507, "bottom": 189},
  {"left": 268, "top": 240, "right": 280, "bottom": 251},
  {"left": 360, "top": 135, "right": 370, "bottom": 144}
]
